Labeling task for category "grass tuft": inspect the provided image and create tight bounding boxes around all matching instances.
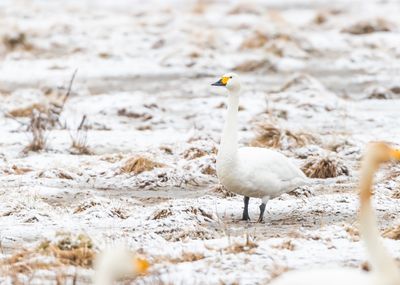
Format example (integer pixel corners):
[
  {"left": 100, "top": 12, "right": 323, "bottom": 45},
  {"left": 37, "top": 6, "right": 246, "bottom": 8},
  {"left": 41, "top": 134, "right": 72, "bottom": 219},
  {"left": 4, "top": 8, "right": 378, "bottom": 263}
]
[
  {"left": 121, "top": 156, "right": 165, "bottom": 174},
  {"left": 302, "top": 156, "right": 349, "bottom": 178}
]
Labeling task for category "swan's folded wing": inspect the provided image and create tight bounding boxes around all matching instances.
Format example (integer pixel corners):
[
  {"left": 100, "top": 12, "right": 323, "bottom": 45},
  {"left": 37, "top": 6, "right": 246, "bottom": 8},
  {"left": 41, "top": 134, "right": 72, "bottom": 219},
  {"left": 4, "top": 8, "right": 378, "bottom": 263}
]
[{"left": 238, "top": 147, "right": 305, "bottom": 181}]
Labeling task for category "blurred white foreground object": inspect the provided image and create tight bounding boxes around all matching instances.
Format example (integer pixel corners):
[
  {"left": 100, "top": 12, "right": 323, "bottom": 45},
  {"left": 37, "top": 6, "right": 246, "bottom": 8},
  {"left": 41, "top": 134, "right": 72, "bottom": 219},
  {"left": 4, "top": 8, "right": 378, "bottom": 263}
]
[
  {"left": 269, "top": 142, "right": 400, "bottom": 285},
  {"left": 93, "top": 247, "right": 149, "bottom": 285}
]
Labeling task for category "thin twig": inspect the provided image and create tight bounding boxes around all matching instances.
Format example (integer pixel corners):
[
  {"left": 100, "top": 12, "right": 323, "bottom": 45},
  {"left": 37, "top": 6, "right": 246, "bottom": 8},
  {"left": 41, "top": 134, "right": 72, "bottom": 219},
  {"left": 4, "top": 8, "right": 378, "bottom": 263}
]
[
  {"left": 62, "top": 68, "right": 78, "bottom": 107},
  {"left": 77, "top": 115, "right": 87, "bottom": 131},
  {"left": 4, "top": 112, "right": 28, "bottom": 127}
]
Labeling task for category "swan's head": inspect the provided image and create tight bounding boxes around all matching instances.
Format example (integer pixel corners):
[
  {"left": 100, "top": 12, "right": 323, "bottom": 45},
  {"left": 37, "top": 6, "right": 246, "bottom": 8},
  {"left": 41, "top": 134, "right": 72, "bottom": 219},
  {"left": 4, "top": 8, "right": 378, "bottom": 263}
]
[
  {"left": 211, "top": 72, "right": 241, "bottom": 92},
  {"left": 365, "top": 142, "right": 400, "bottom": 165},
  {"left": 93, "top": 247, "right": 150, "bottom": 283}
]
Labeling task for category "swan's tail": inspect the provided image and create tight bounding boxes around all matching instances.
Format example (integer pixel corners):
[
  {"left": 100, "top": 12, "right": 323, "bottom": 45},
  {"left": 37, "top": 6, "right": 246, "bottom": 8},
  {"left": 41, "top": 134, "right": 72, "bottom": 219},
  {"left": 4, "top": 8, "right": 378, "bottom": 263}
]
[{"left": 358, "top": 144, "right": 400, "bottom": 283}]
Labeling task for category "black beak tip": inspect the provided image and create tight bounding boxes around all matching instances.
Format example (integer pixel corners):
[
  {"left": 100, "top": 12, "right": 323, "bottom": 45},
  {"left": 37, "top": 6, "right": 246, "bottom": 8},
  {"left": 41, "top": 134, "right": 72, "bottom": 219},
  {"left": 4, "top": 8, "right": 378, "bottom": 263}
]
[{"left": 211, "top": 79, "right": 224, "bottom": 87}]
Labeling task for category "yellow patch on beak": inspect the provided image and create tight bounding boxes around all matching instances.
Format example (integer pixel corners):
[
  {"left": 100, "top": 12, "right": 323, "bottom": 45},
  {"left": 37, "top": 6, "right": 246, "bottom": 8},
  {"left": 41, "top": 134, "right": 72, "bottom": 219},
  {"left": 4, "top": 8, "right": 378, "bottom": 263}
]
[
  {"left": 221, "top": 76, "right": 229, "bottom": 85},
  {"left": 134, "top": 258, "right": 150, "bottom": 275},
  {"left": 390, "top": 148, "right": 400, "bottom": 160}
]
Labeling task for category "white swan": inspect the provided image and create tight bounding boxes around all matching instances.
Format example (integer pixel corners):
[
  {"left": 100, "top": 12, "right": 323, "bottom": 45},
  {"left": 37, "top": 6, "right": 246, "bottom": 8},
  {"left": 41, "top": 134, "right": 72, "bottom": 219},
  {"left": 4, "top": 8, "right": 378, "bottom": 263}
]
[
  {"left": 211, "top": 73, "right": 307, "bottom": 222},
  {"left": 93, "top": 247, "right": 149, "bottom": 285},
  {"left": 268, "top": 142, "right": 400, "bottom": 285}
]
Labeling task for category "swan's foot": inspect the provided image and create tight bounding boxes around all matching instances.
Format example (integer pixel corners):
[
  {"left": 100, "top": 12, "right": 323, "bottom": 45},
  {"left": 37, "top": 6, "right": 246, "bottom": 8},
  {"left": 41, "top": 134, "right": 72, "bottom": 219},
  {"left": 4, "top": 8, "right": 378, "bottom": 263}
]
[
  {"left": 242, "top": 196, "right": 250, "bottom": 221},
  {"left": 257, "top": 203, "right": 266, "bottom": 223}
]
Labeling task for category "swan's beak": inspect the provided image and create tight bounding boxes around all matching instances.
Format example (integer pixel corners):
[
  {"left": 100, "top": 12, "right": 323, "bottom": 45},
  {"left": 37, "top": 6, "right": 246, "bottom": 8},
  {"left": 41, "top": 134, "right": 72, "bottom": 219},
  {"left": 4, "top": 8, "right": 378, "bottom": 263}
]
[
  {"left": 390, "top": 148, "right": 400, "bottom": 160},
  {"left": 134, "top": 258, "right": 150, "bottom": 275},
  {"left": 211, "top": 79, "right": 225, "bottom": 86},
  {"left": 211, "top": 77, "right": 228, "bottom": 87}
]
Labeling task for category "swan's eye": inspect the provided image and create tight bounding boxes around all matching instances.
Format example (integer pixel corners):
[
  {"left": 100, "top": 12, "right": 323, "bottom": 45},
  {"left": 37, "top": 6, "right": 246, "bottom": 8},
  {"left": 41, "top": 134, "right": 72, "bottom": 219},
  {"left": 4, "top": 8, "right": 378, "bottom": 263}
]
[{"left": 229, "top": 76, "right": 232, "bottom": 79}]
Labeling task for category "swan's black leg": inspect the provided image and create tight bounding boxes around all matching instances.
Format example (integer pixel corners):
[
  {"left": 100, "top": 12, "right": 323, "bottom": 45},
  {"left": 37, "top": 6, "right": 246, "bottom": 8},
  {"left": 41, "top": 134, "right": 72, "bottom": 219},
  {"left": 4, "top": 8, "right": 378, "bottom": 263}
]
[
  {"left": 257, "top": 203, "right": 266, "bottom": 223},
  {"left": 242, "top": 196, "right": 250, "bottom": 221}
]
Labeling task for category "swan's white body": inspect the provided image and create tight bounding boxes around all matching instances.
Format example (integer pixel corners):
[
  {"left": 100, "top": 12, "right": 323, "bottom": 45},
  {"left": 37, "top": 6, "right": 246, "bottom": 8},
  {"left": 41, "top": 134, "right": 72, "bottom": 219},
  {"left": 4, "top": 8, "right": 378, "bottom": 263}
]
[
  {"left": 217, "top": 146, "right": 306, "bottom": 200},
  {"left": 269, "top": 143, "right": 400, "bottom": 285},
  {"left": 213, "top": 73, "right": 307, "bottom": 221}
]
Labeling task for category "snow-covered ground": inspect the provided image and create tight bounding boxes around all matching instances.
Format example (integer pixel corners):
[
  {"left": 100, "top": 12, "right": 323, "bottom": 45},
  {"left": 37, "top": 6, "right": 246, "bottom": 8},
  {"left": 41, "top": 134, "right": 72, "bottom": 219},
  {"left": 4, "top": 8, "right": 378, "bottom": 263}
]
[{"left": 1, "top": 0, "right": 400, "bottom": 284}]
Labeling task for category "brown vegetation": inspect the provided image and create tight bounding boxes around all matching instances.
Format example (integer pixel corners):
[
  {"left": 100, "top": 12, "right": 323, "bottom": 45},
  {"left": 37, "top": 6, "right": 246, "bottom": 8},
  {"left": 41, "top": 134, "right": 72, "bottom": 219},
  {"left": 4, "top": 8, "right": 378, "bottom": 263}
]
[
  {"left": 250, "top": 123, "right": 317, "bottom": 150},
  {"left": 151, "top": 208, "right": 173, "bottom": 220},
  {"left": 233, "top": 59, "right": 274, "bottom": 72},
  {"left": 183, "top": 147, "right": 208, "bottom": 160},
  {"left": 302, "top": 156, "right": 349, "bottom": 178},
  {"left": 383, "top": 225, "right": 400, "bottom": 240},
  {"left": 272, "top": 240, "right": 296, "bottom": 251},
  {"left": 2, "top": 32, "right": 33, "bottom": 51},
  {"left": 240, "top": 31, "right": 269, "bottom": 49},
  {"left": 201, "top": 164, "right": 216, "bottom": 176},
  {"left": 8, "top": 103, "right": 47, "bottom": 118},
  {"left": 342, "top": 18, "right": 394, "bottom": 35},
  {"left": 169, "top": 252, "right": 205, "bottom": 263},
  {"left": 23, "top": 110, "right": 48, "bottom": 153},
  {"left": 0, "top": 234, "right": 95, "bottom": 278},
  {"left": 211, "top": 184, "right": 236, "bottom": 198},
  {"left": 225, "top": 235, "right": 258, "bottom": 254},
  {"left": 121, "top": 156, "right": 165, "bottom": 174},
  {"left": 70, "top": 115, "right": 92, "bottom": 155}
]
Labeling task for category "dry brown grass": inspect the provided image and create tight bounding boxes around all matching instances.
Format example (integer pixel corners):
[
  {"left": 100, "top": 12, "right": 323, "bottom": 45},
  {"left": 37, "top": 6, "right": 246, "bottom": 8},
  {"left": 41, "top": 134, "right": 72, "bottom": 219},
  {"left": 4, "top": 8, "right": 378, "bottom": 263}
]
[
  {"left": 70, "top": 115, "right": 92, "bottom": 155},
  {"left": 250, "top": 123, "right": 317, "bottom": 150},
  {"left": 302, "top": 156, "right": 349, "bottom": 178},
  {"left": 240, "top": 31, "right": 269, "bottom": 49},
  {"left": 118, "top": 108, "right": 153, "bottom": 121},
  {"left": 110, "top": 207, "right": 129, "bottom": 219},
  {"left": 1, "top": 234, "right": 95, "bottom": 277},
  {"left": 269, "top": 265, "right": 290, "bottom": 281},
  {"left": 225, "top": 235, "right": 258, "bottom": 254},
  {"left": 228, "top": 3, "right": 261, "bottom": 15},
  {"left": 276, "top": 73, "right": 323, "bottom": 93},
  {"left": 192, "top": 0, "right": 212, "bottom": 14},
  {"left": 160, "top": 146, "right": 173, "bottom": 155},
  {"left": 342, "top": 18, "right": 394, "bottom": 35},
  {"left": 314, "top": 12, "right": 328, "bottom": 25},
  {"left": 272, "top": 240, "right": 296, "bottom": 251},
  {"left": 391, "top": 186, "right": 400, "bottom": 199},
  {"left": 121, "top": 156, "right": 165, "bottom": 174},
  {"left": 211, "top": 184, "right": 236, "bottom": 198},
  {"left": 2, "top": 32, "right": 33, "bottom": 51},
  {"left": 151, "top": 208, "right": 173, "bottom": 220},
  {"left": 10, "top": 165, "right": 33, "bottom": 175},
  {"left": 23, "top": 110, "right": 47, "bottom": 153},
  {"left": 183, "top": 147, "right": 208, "bottom": 160},
  {"left": 184, "top": 206, "right": 214, "bottom": 220},
  {"left": 233, "top": 59, "right": 274, "bottom": 73},
  {"left": 201, "top": 164, "right": 216, "bottom": 176},
  {"left": 100, "top": 153, "right": 124, "bottom": 163},
  {"left": 57, "top": 170, "right": 73, "bottom": 180},
  {"left": 366, "top": 86, "right": 395, "bottom": 100},
  {"left": 38, "top": 235, "right": 94, "bottom": 268},
  {"left": 151, "top": 251, "right": 205, "bottom": 267},
  {"left": 9, "top": 71, "right": 79, "bottom": 154},
  {"left": 73, "top": 200, "right": 101, "bottom": 214},
  {"left": 169, "top": 252, "right": 205, "bottom": 264},
  {"left": 345, "top": 225, "right": 360, "bottom": 242},
  {"left": 8, "top": 103, "right": 47, "bottom": 118},
  {"left": 155, "top": 228, "right": 213, "bottom": 242},
  {"left": 383, "top": 225, "right": 400, "bottom": 240}
]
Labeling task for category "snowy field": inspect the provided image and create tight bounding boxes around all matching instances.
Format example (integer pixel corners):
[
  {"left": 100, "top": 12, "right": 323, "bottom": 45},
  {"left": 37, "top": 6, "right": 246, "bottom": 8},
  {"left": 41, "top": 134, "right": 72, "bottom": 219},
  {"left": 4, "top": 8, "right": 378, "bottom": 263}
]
[{"left": 1, "top": 0, "right": 400, "bottom": 284}]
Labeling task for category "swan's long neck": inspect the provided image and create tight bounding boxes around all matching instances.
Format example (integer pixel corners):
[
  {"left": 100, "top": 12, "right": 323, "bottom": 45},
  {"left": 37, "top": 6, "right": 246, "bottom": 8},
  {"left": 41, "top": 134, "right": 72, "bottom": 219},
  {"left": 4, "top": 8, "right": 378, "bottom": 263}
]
[
  {"left": 219, "top": 91, "right": 239, "bottom": 159},
  {"left": 359, "top": 158, "right": 399, "bottom": 282}
]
